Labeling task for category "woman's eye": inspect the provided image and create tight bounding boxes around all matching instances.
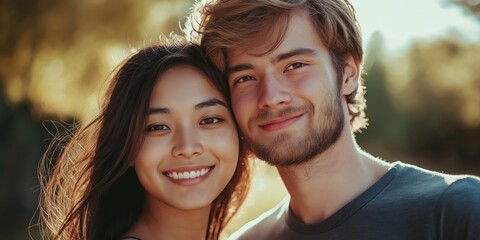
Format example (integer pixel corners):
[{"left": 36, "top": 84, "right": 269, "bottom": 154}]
[
  {"left": 286, "top": 62, "right": 306, "bottom": 71},
  {"left": 200, "top": 117, "right": 223, "bottom": 125},
  {"left": 146, "top": 124, "right": 170, "bottom": 132}
]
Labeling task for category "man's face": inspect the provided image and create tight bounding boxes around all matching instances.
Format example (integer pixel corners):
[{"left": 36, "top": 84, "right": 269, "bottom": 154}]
[{"left": 226, "top": 9, "right": 350, "bottom": 166}]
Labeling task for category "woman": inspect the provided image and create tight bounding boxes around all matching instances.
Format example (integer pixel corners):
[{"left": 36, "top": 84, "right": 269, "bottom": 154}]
[{"left": 38, "top": 40, "right": 250, "bottom": 240}]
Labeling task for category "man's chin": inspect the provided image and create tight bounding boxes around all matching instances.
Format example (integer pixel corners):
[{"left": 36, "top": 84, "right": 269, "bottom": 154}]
[
  {"left": 247, "top": 141, "right": 312, "bottom": 166},
  {"left": 246, "top": 131, "right": 338, "bottom": 167}
]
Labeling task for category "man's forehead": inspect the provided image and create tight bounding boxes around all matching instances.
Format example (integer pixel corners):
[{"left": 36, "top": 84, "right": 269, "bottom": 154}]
[
  {"left": 227, "top": 39, "right": 281, "bottom": 67},
  {"left": 227, "top": 48, "right": 263, "bottom": 71},
  {"left": 226, "top": 9, "right": 315, "bottom": 67},
  {"left": 227, "top": 48, "right": 250, "bottom": 63}
]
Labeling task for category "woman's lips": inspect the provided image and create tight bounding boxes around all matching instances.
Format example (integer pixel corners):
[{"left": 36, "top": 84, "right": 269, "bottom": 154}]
[{"left": 162, "top": 166, "right": 215, "bottom": 186}]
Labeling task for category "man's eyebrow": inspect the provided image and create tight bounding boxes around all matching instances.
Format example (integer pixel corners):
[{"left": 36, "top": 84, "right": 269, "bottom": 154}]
[
  {"left": 227, "top": 63, "right": 253, "bottom": 76},
  {"left": 275, "top": 48, "right": 317, "bottom": 63},
  {"left": 227, "top": 48, "right": 316, "bottom": 76},
  {"left": 195, "top": 98, "right": 227, "bottom": 110}
]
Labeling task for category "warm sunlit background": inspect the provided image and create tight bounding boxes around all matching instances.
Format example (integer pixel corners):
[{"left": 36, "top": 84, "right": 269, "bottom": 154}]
[{"left": 1, "top": 0, "right": 479, "bottom": 239}]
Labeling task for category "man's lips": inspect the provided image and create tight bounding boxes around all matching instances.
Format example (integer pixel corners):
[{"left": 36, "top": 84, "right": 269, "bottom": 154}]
[{"left": 258, "top": 114, "right": 303, "bottom": 131}]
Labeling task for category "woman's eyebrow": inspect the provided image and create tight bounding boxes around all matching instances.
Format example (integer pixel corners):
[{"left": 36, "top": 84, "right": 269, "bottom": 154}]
[
  {"left": 148, "top": 107, "right": 170, "bottom": 115},
  {"left": 195, "top": 98, "right": 227, "bottom": 110},
  {"left": 147, "top": 98, "right": 227, "bottom": 115}
]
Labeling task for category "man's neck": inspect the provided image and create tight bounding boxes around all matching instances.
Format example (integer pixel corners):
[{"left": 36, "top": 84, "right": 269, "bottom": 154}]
[{"left": 277, "top": 130, "right": 390, "bottom": 224}]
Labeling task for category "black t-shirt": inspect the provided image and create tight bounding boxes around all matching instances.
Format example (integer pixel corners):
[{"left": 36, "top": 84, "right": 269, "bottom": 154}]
[{"left": 229, "top": 162, "right": 480, "bottom": 240}]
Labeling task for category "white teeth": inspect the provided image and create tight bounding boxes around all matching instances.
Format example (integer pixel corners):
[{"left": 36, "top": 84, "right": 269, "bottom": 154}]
[{"left": 167, "top": 167, "right": 211, "bottom": 180}]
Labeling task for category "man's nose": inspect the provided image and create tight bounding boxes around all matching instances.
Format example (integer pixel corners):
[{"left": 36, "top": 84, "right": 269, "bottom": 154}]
[{"left": 257, "top": 72, "right": 292, "bottom": 109}]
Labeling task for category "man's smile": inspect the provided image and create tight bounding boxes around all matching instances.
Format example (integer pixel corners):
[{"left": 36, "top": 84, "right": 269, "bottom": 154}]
[{"left": 258, "top": 113, "right": 304, "bottom": 131}]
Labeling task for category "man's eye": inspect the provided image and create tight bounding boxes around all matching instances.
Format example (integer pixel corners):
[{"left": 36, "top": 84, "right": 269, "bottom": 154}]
[
  {"left": 200, "top": 117, "right": 223, "bottom": 125},
  {"left": 146, "top": 124, "right": 170, "bottom": 132},
  {"left": 235, "top": 75, "right": 255, "bottom": 84},
  {"left": 286, "top": 62, "right": 306, "bottom": 71}
]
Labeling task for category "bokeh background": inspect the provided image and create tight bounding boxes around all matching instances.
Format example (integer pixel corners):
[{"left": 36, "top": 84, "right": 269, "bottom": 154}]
[{"left": 1, "top": 0, "right": 479, "bottom": 239}]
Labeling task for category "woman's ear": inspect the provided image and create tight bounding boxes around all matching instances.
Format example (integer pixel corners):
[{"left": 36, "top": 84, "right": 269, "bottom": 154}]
[{"left": 341, "top": 55, "right": 360, "bottom": 96}]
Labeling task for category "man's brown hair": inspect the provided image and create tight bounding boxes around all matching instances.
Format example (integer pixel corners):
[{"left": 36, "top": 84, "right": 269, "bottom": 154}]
[{"left": 186, "top": 0, "right": 368, "bottom": 132}]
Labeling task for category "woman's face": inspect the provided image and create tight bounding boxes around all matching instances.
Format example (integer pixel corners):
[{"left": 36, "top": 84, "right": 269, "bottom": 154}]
[{"left": 134, "top": 64, "right": 239, "bottom": 211}]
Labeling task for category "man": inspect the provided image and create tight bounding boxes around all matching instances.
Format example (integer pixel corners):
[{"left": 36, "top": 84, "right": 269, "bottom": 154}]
[{"left": 186, "top": 0, "right": 480, "bottom": 239}]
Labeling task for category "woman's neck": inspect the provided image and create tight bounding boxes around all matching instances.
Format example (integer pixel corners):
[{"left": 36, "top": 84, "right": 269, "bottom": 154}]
[{"left": 126, "top": 196, "right": 211, "bottom": 240}]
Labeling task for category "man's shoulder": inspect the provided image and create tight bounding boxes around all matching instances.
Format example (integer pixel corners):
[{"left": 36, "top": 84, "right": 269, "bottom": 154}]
[
  {"left": 228, "top": 197, "right": 290, "bottom": 240},
  {"left": 393, "top": 161, "right": 480, "bottom": 190},
  {"left": 436, "top": 175, "right": 480, "bottom": 211},
  {"left": 433, "top": 174, "right": 480, "bottom": 239},
  {"left": 394, "top": 161, "right": 480, "bottom": 211}
]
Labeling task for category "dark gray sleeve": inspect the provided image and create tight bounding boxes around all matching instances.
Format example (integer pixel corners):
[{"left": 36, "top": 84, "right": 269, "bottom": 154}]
[{"left": 435, "top": 177, "right": 480, "bottom": 240}]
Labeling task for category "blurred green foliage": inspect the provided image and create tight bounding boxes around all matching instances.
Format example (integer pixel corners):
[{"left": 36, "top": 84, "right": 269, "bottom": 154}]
[
  {"left": 358, "top": 31, "right": 480, "bottom": 174},
  {"left": 1, "top": 0, "right": 194, "bottom": 238},
  {"left": 0, "top": 0, "right": 479, "bottom": 239}
]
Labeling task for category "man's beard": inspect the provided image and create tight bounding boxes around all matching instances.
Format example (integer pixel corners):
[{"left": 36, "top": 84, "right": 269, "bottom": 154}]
[{"left": 244, "top": 92, "right": 344, "bottom": 167}]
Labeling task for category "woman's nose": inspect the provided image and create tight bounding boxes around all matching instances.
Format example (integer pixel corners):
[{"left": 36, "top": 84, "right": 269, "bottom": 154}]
[{"left": 171, "top": 127, "right": 204, "bottom": 158}]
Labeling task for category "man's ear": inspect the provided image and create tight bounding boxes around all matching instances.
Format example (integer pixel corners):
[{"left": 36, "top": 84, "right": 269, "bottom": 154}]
[{"left": 341, "top": 55, "right": 360, "bottom": 96}]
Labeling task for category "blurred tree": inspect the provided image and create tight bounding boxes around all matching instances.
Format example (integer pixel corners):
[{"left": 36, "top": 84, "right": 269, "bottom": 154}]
[
  {"left": 0, "top": 0, "right": 194, "bottom": 239},
  {"left": 386, "top": 34, "right": 480, "bottom": 173},
  {"left": 0, "top": 0, "right": 193, "bottom": 121},
  {"left": 357, "top": 32, "right": 411, "bottom": 159},
  {"left": 445, "top": 0, "right": 480, "bottom": 19},
  {"left": 0, "top": 87, "right": 52, "bottom": 239}
]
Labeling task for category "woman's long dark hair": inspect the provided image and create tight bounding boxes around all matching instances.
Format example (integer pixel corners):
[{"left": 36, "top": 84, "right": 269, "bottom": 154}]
[{"left": 38, "top": 40, "right": 250, "bottom": 240}]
